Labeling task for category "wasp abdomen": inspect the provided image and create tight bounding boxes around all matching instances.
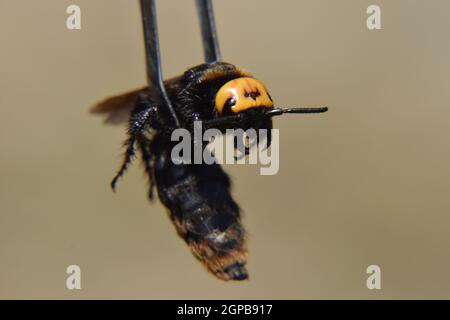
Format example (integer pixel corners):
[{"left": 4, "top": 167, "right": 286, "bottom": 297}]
[{"left": 153, "top": 147, "right": 248, "bottom": 281}]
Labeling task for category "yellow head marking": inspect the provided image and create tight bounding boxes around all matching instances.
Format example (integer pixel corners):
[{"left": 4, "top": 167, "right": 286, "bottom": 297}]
[{"left": 215, "top": 77, "right": 274, "bottom": 114}]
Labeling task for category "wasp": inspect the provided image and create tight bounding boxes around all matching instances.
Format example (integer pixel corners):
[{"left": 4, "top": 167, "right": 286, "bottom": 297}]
[{"left": 91, "top": 0, "right": 327, "bottom": 281}]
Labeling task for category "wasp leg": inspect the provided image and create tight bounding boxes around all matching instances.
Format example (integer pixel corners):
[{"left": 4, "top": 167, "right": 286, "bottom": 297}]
[
  {"left": 111, "top": 136, "right": 137, "bottom": 191},
  {"left": 233, "top": 135, "right": 250, "bottom": 161},
  {"left": 138, "top": 137, "right": 156, "bottom": 200},
  {"left": 110, "top": 94, "right": 159, "bottom": 191}
]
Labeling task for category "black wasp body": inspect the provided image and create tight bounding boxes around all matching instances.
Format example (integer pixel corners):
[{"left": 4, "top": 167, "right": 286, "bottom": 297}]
[
  {"left": 93, "top": 62, "right": 280, "bottom": 280},
  {"left": 93, "top": 0, "right": 327, "bottom": 282}
]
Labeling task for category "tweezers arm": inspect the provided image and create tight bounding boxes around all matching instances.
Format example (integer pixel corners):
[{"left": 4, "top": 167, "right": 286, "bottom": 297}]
[
  {"left": 140, "top": 0, "right": 181, "bottom": 127},
  {"left": 196, "top": 0, "right": 222, "bottom": 63}
]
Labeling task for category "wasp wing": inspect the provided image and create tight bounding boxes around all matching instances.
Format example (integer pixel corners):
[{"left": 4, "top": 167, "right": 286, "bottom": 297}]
[{"left": 90, "top": 87, "right": 147, "bottom": 125}]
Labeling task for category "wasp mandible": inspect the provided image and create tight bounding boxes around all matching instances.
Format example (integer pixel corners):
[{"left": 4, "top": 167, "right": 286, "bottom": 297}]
[{"left": 91, "top": 0, "right": 327, "bottom": 281}]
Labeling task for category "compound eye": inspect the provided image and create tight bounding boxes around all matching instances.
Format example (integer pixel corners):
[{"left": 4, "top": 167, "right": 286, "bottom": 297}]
[
  {"left": 215, "top": 83, "right": 240, "bottom": 114},
  {"left": 222, "top": 97, "right": 236, "bottom": 114}
]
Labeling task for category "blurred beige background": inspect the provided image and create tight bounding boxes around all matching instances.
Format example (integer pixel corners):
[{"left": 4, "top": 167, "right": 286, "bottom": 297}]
[{"left": 1, "top": 0, "right": 450, "bottom": 299}]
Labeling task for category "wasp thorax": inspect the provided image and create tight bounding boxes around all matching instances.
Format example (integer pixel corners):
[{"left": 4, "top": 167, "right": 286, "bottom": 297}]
[{"left": 215, "top": 77, "right": 274, "bottom": 114}]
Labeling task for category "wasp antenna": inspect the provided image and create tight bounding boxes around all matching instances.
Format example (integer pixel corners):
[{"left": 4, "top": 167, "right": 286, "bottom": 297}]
[
  {"left": 202, "top": 114, "right": 243, "bottom": 128},
  {"left": 267, "top": 107, "right": 328, "bottom": 117},
  {"left": 283, "top": 107, "right": 328, "bottom": 114}
]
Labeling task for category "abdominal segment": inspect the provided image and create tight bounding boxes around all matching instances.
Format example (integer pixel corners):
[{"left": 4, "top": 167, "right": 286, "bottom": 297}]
[{"left": 153, "top": 147, "right": 249, "bottom": 281}]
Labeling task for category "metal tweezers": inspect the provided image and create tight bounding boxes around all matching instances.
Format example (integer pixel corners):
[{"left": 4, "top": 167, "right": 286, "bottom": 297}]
[{"left": 140, "top": 0, "right": 220, "bottom": 128}]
